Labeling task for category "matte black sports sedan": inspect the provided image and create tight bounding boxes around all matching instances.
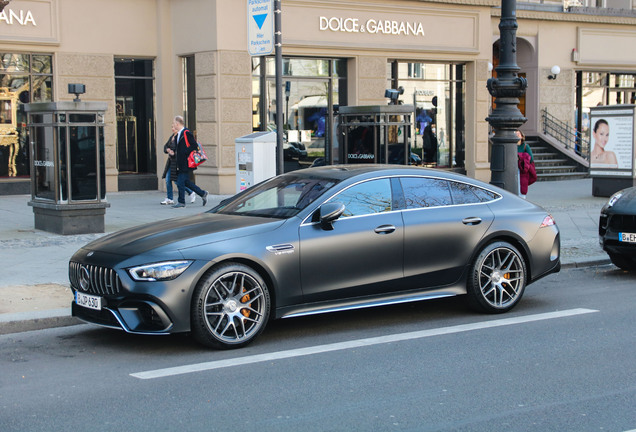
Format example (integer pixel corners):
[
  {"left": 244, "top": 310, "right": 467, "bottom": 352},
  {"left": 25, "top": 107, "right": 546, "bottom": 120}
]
[
  {"left": 599, "top": 186, "right": 636, "bottom": 270},
  {"left": 70, "top": 165, "right": 561, "bottom": 349}
]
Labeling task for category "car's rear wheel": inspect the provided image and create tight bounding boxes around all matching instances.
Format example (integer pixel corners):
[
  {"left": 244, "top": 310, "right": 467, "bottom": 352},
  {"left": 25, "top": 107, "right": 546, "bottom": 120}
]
[
  {"left": 466, "top": 241, "right": 527, "bottom": 313},
  {"left": 191, "top": 263, "right": 270, "bottom": 349},
  {"left": 608, "top": 253, "right": 636, "bottom": 271}
]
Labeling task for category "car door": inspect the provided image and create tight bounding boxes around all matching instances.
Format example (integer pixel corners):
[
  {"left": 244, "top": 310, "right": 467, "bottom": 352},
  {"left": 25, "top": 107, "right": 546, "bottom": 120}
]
[
  {"left": 399, "top": 177, "right": 495, "bottom": 289},
  {"left": 298, "top": 178, "right": 404, "bottom": 303}
]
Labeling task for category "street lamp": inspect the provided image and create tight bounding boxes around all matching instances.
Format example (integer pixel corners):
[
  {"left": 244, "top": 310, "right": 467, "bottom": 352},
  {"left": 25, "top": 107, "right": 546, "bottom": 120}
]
[
  {"left": 486, "top": 0, "right": 527, "bottom": 194},
  {"left": 547, "top": 65, "right": 561, "bottom": 80}
]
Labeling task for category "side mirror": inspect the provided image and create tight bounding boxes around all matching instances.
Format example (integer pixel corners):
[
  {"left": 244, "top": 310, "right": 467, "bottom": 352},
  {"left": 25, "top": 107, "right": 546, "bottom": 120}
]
[{"left": 318, "top": 202, "right": 345, "bottom": 230}]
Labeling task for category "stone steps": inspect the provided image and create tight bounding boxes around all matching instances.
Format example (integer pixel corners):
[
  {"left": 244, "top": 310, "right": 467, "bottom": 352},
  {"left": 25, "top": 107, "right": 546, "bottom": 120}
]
[{"left": 527, "top": 139, "right": 588, "bottom": 181}]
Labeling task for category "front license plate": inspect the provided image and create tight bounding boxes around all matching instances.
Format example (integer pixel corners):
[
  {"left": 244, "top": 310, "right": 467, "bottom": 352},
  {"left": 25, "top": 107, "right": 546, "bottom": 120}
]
[
  {"left": 76, "top": 292, "right": 102, "bottom": 310},
  {"left": 619, "top": 232, "right": 636, "bottom": 243}
]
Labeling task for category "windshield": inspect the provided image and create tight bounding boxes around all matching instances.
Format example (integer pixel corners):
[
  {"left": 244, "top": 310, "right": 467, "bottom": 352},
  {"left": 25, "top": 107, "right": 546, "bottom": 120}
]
[{"left": 212, "top": 174, "right": 339, "bottom": 218}]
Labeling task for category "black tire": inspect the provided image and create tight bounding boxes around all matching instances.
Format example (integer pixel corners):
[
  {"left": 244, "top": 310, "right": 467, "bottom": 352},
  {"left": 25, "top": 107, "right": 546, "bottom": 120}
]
[
  {"left": 466, "top": 241, "right": 527, "bottom": 313},
  {"left": 608, "top": 253, "right": 636, "bottom": 271},
  {"left": 191, "top": 263, "right": 271, "bottom": 349}
]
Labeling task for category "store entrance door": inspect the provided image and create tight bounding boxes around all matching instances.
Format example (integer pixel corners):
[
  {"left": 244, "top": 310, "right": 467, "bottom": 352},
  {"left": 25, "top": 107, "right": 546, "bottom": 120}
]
[{"left": 114, "top": 58, "right": 157, "bottom": 191}]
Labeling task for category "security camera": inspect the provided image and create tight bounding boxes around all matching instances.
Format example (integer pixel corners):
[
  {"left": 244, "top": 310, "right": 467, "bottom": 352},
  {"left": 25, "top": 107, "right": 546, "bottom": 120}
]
[
  {"left": 68, "top": 83, "right": 86, "bottom": 102},
  {"left": 385, "top": 88, "right": 403, "bottom": 104}
]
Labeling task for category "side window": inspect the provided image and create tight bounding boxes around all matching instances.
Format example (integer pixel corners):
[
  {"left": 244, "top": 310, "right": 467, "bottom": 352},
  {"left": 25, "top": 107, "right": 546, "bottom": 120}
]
[
  {"left": 449, "top": 181, "right": 483, "bottom": 205},
  {"left": 335, "top": 179, "right": 392, "bottom": 217},
  {"left": 472, "top": 186, "right": 500, "bottom": 203},
  {"left": 400, "top": 177, "right": 452, "bottom": 209}
]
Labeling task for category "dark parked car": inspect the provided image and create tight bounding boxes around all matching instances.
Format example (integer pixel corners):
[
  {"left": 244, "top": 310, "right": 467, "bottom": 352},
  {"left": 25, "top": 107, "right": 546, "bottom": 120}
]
[
  {"left": 70, "top": 165, "right": 561, "bottom": 349},
  {"left": 599, "top": 186, "right": 636, "bottom": 270},
  {"left": 283, "top": 141, "right": 308, "bottom": 160}
]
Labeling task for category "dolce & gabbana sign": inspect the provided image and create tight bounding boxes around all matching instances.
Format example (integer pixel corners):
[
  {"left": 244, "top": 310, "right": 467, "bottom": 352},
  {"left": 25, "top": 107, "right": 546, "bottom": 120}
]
[
  {"left": 0, "top": 8, "right": 36, "bottom": 26},
  {"left": 320, "top": 16, "right": 425, "bottom": 37},
  {"left": 0, "top": 0, "right": 58, "bottom": 44},
  {"left": 284, "top": 3, "right": 479, "bottom": 52}
]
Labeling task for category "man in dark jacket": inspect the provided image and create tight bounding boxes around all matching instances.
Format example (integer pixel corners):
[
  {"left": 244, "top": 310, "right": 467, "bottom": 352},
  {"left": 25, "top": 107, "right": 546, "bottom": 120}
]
[
  {"left": 172, "top": 115, "right": 208, "bottom": 208},
  {"left": 161, "top": 130, "right": 195, "bottom": 205}
]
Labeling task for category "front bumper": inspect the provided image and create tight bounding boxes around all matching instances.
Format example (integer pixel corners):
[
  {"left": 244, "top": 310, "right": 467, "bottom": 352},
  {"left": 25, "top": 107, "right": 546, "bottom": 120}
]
[
  {"left": 599, "top": 212, "right": 636, "bottom": 256},
  {"left": 72, "top": 296, "right": 174, "bottom": 334},
  {"left": 69, "top": 251, "right": 209, "bottom": 334}
]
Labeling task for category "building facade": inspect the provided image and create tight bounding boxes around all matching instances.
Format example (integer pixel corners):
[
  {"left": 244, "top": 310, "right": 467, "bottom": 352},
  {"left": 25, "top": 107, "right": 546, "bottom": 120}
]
[{"left": 0, "top": 0, "right": 635, "bottom": 196}]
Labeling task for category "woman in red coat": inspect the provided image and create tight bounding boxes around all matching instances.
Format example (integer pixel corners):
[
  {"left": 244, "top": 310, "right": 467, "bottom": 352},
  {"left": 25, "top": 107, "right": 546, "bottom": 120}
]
[{"left": 516, "top": 130, "right": 536, "bottom": 198}]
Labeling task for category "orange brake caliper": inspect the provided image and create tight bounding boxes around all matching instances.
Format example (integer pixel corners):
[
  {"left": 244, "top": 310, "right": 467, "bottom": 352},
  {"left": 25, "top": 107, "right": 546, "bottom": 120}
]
[{"left": 240, "top": 288, "right": 251, "bottom": 317}]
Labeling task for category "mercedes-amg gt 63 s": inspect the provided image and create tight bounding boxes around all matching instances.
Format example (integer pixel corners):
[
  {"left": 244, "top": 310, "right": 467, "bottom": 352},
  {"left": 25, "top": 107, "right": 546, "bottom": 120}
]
[
  {"left": 599, "top": 186, "right": 636, "bottom": 270},
  {"left": 70, "top": 165, "right": 561, "bottom": 349}
]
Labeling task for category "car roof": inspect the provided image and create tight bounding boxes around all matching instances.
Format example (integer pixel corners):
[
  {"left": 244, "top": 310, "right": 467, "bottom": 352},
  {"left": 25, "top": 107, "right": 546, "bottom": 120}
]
[{"left": 287, "top": 164, "right": 483, "bottom": 185}]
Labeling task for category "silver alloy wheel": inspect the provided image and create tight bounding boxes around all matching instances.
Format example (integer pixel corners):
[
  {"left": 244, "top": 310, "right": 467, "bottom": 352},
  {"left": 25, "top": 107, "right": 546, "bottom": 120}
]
[
  {"left": 201, "top": 269, "right": 267, "bottom": 346},
  {"left": 476, "top": 245, "right": 525, "bottom": 309},
  {"left": 466, "top": 241, "right": 527, "bottom": 313}
]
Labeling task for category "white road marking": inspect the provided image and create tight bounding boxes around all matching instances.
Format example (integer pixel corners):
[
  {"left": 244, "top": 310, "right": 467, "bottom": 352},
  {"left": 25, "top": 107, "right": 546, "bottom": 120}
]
[{"left": 131, "top": 308, "right": 598, "bottom": 380}]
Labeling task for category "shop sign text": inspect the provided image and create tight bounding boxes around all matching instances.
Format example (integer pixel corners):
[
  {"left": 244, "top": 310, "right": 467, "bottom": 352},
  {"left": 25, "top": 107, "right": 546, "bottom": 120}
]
[
  {"left": 0, "top": 9, "right": 37, "bottom": 26},
  {"left": 320, "top": 16, "right": 424, "bottom": 37},
  {"left": 348, "top": 153, "right": 375, "bottom": 160}
]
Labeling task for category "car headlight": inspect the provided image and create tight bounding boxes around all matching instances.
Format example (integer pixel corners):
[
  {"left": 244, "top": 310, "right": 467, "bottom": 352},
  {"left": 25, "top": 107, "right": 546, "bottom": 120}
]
[
  {"left": 601, "top": 191, "right": 623, "bottom": 214},
  {"left": 128, "top": 260, "right": 193, "bottom": 281}
]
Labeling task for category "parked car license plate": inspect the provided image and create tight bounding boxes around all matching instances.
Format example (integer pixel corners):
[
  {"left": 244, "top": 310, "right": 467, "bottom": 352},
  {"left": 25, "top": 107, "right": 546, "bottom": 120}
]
[
  {"left": 619, "top": 232, "right": 636, "bottom": 243},
  {"left": 76, "top": 292, "right": 102, "bottom": 310}
]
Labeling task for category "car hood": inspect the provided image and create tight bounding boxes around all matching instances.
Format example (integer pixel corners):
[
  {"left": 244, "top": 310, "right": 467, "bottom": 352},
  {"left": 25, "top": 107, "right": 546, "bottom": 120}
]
[{"left": 81, "top": 213, "right": 286, "bottom": 256}]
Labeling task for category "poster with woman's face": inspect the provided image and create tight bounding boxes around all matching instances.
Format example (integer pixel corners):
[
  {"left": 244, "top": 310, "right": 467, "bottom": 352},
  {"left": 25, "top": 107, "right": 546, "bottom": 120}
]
[{"left": 590, "top": 112, "right": 634, "bottom": 171}]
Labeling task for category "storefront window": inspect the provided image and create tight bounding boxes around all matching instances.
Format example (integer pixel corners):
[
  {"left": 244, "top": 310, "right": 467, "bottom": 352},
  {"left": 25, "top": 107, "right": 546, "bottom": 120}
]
[
  {"left": 389, "top": 61, "right": 466, "bottom": 171},
  {"left": 0, "top": 53, "right": 53, "bottom": 180},
  {"left": 253, "top": 57, "right": 347, "bottom": 172},
  {"left": 115, "top": 58, "right": 156, "bottom": 176}
]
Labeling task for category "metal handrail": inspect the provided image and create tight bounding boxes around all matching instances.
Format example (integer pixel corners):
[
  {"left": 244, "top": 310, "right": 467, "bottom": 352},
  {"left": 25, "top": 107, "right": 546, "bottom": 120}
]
[{"left": 541, "top": 108, "right": 589, "bottom": 159}]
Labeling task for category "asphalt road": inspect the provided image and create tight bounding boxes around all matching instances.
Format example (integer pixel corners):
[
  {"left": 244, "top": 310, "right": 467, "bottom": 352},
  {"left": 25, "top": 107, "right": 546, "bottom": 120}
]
[{"left": 1, "top": 265, "right": 635, "bottom": 432}]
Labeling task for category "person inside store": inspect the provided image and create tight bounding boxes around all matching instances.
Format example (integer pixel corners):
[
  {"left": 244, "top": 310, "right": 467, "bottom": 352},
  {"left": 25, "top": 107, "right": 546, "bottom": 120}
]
[
  {"left": 161, "top": 122, "right": 196, "bottom": 206},
  {"left": 416, "top": 109, "right": 432, "bottom": 135},
  {"left": 517, "top": 130, "right": 536, "bottom": 199},
  {"left": 172, "top": 115, "right": 208, "bottom": 208},
  {"left": 422, "top": 122, "right": 437, "bottom": 164},
  {"left": 590, "top": 118, "right": 617, "bottom": 168}
]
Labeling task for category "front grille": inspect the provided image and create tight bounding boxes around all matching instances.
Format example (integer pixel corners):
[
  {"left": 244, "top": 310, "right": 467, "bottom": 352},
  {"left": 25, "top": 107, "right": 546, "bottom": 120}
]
[
  {"left": 609, "top": 214, "right": 636, "bottom": 232},
  {"left": 69, "top": 262, "right": 122, "bottom": 295}
]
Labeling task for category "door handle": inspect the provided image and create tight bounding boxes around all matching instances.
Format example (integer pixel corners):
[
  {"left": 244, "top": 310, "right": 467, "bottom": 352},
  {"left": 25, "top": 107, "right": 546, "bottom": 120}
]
[
  {"left": 374, "top": 224, "right": 396, "bottom": 234},
  {"left": 462, "top": 217, "right": 482, "bottom": 225}
]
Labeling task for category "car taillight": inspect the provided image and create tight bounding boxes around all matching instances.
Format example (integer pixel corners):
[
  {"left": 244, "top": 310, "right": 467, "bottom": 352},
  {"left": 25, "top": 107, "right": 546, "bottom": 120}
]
[{"left": 540, "top": 215, "right": 556, "bottom": 228}]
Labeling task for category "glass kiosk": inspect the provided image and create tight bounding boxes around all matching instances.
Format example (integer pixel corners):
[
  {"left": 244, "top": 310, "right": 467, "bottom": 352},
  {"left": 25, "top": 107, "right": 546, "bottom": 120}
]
[
  {"left": 337, "top": 105, "right": 414, "bottom": 166},
  {"left": 25, "top": 101, "right": 109, "bottom": 234}
]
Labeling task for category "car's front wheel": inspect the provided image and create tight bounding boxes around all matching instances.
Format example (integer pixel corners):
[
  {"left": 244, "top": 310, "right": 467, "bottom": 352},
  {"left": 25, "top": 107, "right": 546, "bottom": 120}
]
[
  {"left": 466, "top": 241, "right": 527, "bottom": 313},
  {"left": 191, "top": 263, "right": 271, "bottom": 349},
  {"left": 608, "top": 253, "right": 636, "bottom": 271}
]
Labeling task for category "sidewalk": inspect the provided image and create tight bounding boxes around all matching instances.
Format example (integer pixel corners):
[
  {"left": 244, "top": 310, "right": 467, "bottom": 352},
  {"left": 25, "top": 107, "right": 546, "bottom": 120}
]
[{"left": 0, "top": 178, "right": 611, "bottom": 335}]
